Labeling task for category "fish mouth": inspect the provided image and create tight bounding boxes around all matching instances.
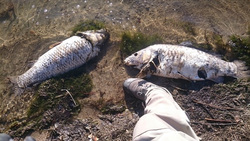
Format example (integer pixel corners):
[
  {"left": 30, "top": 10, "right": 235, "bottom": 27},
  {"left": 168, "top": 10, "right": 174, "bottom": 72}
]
[
  {"left": 124, "top": 59, "right": 132, "bottom": 66},
  {"left": 77, "top": 29, "right": 110, "bottom": 46},
  {"left": 97, "top": 29, "right": 110, "bottom": 38},
  {"left": 94, "top": 29, "right": 110, "bottom": 42},
  {"left": 124, "top": 60, "right": 137, "bottom": 69},
  {"left": 124, "top": 61, "right": 138, "bottom": 70}
]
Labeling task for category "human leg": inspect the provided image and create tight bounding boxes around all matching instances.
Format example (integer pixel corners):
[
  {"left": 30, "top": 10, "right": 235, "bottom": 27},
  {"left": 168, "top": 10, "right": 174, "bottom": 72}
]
[{"left": 123, "top": 78, "right": 199, "bottom": 141}]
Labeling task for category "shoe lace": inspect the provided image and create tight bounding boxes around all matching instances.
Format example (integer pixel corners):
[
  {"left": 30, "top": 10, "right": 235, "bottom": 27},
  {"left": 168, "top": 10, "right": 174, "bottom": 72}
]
[
  {"left": 141, "top": 83, "right": 152, "bottom": 89},
  {"left": 139, "top": 83, "right": 153, "bottom": 95}
]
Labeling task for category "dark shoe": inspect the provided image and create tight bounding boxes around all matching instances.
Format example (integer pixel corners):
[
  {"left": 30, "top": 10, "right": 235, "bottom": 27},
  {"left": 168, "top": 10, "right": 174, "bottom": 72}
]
[
  {"left": 123, "top": 78, "right": 158, "bottom": 101},
  {"left": 24, "top": 136, "right": 36, "bottom": 141},
  {"left": 0, "top": 133, "right": 12, "bottom": 141}
]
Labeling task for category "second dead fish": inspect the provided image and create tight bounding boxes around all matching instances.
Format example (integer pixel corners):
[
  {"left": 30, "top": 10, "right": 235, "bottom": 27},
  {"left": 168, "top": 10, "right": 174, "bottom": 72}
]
[{"left": 124, "top": 44, "right": 249, "bottom": 83}]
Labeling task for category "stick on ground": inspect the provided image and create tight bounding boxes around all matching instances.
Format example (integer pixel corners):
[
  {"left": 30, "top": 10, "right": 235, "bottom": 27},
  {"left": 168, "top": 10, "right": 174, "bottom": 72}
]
[{"left": 192, "top": 99, "right": 244, "bottom": 111}]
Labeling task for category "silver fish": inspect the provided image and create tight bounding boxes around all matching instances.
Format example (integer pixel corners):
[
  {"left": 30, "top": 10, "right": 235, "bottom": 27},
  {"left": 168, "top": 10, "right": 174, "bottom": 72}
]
[
  {"left": 15, "top": 29, "right": 109, "bottom": 88},
  {"left": 124, "top": 44, "right": 248, "bottom": 83}
]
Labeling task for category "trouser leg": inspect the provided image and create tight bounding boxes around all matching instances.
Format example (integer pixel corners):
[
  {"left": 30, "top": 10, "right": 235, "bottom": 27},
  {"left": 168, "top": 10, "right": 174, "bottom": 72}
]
[{"left": 133, "top": 87, "right": 199, "bottom": 141}]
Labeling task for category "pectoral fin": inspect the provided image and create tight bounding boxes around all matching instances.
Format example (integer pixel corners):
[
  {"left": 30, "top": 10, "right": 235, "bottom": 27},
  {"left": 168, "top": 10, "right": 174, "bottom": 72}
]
[
  {"left": 49, "top": 42, "right": 61, "bottom": 49},
  {"left": 7, "top": 76, "right": 25, "bottom": 95},
  {"left": 209, "top": 76, "right": 224, "bottom": 83},
  {"left": 136, "top": 71, "right": 147, "bottom": 78},
  {"left": 27, "top": 60, "right": 37, "bottom": 68},
  {"left": 137, "top": 63, "right": 150, "bottom": 78}
]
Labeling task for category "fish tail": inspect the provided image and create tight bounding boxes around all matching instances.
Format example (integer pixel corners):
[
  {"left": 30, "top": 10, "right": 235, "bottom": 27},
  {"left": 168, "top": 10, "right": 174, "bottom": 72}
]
[
  {"left": 8, "top": 76, "right": 18, "bottom": 84},
  {"left": 233, "top": 60, "right": 250, "bottom": 79},
  {"left": 7, "top": 76, "right": 24, "bottom": 95}
]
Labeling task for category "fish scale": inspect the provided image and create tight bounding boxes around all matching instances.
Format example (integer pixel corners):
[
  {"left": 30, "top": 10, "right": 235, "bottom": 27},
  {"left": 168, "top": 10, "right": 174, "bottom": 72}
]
[{"left": 15, "top": 29, "right": 108, "bottom": 88}]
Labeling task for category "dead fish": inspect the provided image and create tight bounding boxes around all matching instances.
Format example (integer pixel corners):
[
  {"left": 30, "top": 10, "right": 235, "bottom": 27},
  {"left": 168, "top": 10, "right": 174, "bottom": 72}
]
[
  {"left": 124, "top": 44, "right": 249, "bottom": 83},
  {"left": 11, "top": 29, "right": 109, "bottom": 88}
]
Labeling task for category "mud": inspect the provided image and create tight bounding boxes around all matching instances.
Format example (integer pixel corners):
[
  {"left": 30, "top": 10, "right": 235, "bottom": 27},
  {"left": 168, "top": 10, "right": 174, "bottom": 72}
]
[{"left": 0, "top": 0, "right": 250, "bottom": 140}]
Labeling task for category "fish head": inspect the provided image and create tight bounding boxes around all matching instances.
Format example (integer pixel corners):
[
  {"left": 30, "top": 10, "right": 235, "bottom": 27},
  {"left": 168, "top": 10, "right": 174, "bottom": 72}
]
[
  {"left": 124, "top": 49, "right": 152, "bottom": 69},
  {"left": 76, "top": 29, "right": 109, "bottom": 46}
]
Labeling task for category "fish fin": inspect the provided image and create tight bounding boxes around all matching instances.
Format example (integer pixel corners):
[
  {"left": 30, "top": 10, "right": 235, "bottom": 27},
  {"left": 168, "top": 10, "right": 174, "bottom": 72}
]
[
  {"left": 138, "top": 54, "right": 159, "bottom": 77},
  {"left": 137, "top": 69, "right": 152, "bottom": 79},
  {"left": 209, "top": 76, "right": 224, "bottom": 83},
  {"left": 7, "top": 76, "right": 25, "bottom": 95},
  {"left": 136, "top": 71, "right": 147, "bottom": 78},
  {"left": 179, "top": 41, "right": 194, "bottom": 47},
  {"left": 137, "top": 64, "right": 150, "bottom": 78},
  {"left": 13, "top": 87, "right": 25, "bottom": 95},
  {"left": 49, "top": 42, "right": 61, "bottom": 49},
  {"left": 137, "top": 61, "right": 152, "bottom": 78},
  {"left": 27, "top": 60, "right": 37, "bottom": 68},
  {"left": 8, "top": 76, "right": 17, "bottom": 84},
  {"left": 233, "top": 60, "right": 250, "bottom": 79}
]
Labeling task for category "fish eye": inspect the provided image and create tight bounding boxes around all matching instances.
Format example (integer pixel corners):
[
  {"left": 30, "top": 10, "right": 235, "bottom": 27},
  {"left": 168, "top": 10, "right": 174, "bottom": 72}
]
[{"left": 134, "top": 53, "right": 138, "bottom": 56}]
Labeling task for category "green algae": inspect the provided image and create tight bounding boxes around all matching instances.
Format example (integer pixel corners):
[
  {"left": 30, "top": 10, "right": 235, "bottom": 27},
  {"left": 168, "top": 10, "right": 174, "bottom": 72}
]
[
  {"left": 197, "top": 43, "right": 213, "bottom": 51},
  {"left": 195, "top": 29, "right": 250, "bottom": 67},
  {"left": 27, "top": 73, "right": 93, "bottom": 118},
  {"left": 27, "top": 79, "right": 61, "bottom": 118},
  {"left": 6, "top": 73, "right": 93, "bottom": 137},
  {"left": 212, "top": 26, "right": 250, "bottom": 67},
  {"left": 71, "top": 20, "right": 105, "bottom": 35},
  {"left": 212, "top": 31, "right": 250, "bottom": 67},
  {"left": 120, "top": 32, "right": 162, "bottom": 57},
  {"left": 229, "top": 34, "right": 250, "bottom": 67},
  {"left": 164, "top": 19, "right": 197, "bottom": 36},
  {"left": 181, "top": 22, "right": 197, "bottom": 36}
]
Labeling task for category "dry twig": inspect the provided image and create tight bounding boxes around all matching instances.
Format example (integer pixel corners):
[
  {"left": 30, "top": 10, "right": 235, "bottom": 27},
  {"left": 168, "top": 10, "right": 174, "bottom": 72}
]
[
  {"left": 192, "top": 99, "right": 244, "bottom": 111},
  {"left": 191, "top": 121, "right": 237, "bottom": 126},
  {"left": 205, "top": 118, "right": 236, "bottom": 123},
  {"left": 61, "top": 89, "right": 77, "bottom": 106},
  {"left": 201, "top": 105, "right": 215, "bottom": 119}
]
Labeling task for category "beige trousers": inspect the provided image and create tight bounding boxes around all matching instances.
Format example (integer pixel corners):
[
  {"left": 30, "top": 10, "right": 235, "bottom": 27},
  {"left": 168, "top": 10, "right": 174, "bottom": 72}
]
[{"left": 133, "top": 87, "right": 200, "bottom": 141}]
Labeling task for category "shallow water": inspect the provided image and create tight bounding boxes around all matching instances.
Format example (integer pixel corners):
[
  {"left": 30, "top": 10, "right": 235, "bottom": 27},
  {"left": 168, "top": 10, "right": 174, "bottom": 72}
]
[
  {"left": 0, "top": 0, "right": 249, "bottom": 81},
  {"left": 0, "top": 0, "right": 250, "bottom": 137}
]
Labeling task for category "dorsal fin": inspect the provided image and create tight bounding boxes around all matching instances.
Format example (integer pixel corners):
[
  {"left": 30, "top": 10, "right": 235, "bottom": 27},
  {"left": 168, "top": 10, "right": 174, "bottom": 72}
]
[{"left": 49, "top": 42, "right": 61, "bottom": 49}]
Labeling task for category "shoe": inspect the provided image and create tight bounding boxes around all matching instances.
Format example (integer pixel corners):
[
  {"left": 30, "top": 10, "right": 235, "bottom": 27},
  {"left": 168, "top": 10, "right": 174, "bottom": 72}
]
[
  {"left": 123, "top": 78, "right": 158, "bottom": 101},
  {"left": 24, "top": 136, "right": 36, "bottom": 141},
  {"left": 0, "top": 133, "right": 13, "bottom": 141}
]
